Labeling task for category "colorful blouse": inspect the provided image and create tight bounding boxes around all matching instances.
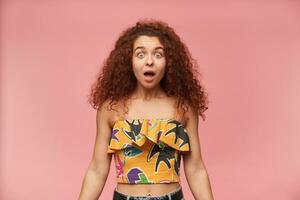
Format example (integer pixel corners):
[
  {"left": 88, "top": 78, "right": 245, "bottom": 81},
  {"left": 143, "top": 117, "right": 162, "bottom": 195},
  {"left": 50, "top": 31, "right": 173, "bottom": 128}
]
[{"left": 107, "top": 118, "right": 191, "bottom": 184}]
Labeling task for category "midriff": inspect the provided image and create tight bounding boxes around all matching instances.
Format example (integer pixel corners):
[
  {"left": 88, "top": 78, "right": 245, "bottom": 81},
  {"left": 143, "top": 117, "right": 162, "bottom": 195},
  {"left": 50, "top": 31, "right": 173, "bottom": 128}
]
[{"left": 116, "top": 182, "right": 181, "bottom": 196}]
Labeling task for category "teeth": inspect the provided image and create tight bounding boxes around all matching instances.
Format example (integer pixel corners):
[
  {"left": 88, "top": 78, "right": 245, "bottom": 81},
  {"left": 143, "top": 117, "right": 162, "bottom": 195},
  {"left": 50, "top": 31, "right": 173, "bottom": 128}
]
[{"left": 144, "top": 71, "right": 155, "bottom": 76}]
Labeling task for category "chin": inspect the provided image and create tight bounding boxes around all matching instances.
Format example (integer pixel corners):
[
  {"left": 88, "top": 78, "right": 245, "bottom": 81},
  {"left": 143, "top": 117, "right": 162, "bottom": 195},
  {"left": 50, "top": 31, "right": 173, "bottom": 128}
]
[{"left": 142, "top": 82, "right": 158, "bottom": 88}]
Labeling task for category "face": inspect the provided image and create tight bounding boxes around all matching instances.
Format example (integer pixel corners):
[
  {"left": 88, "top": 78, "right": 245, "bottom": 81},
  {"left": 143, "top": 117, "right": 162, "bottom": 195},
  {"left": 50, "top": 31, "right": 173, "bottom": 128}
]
[{"left": 132, "top": 35, "right": 166, "bottom": 89}]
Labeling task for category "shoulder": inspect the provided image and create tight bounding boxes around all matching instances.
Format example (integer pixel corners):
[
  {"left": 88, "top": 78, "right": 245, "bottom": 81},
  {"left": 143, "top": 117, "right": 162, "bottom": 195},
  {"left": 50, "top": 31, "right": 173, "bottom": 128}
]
[
  {"left": 185, "top": 103, "right": 199, "bottom": 129},
  {"left": 96, "top": 99, "right": 119, "bottom": 129},
  {"left": 96, "top": 100, "right": 110, "bottom": 125},
  {"left": 169, "top": 97, "right": 197, "bottom": 127},
  {"left": 176, "top": 102, "right": 198, "bottom": 128}
]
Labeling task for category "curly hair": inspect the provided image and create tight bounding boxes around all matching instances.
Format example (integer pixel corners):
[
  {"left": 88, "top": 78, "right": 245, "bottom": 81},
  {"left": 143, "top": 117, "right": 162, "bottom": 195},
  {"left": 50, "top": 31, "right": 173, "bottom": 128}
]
[{"left": 87, "top": 19, "right": 209, "bottom": 122}]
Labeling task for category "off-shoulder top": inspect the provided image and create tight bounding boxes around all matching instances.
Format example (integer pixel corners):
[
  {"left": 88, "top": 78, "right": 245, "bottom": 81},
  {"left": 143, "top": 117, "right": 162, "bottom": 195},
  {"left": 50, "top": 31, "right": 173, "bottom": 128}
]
[{"left": 107, "top": 118, "right": 191, "bottom": 184}]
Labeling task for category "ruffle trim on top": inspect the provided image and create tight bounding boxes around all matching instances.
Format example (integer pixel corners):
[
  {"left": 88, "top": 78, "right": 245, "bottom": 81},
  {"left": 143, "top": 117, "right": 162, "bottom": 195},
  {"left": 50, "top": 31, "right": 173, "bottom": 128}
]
[{"left": 107, "top": 118, "right": 191, "bottom": 154}]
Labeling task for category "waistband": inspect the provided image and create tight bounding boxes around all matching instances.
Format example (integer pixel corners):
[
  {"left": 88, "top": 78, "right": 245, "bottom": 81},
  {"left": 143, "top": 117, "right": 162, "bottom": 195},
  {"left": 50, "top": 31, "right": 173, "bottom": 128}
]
[{"left": 113, "top": 186, "right": 184, "bottom": 200}]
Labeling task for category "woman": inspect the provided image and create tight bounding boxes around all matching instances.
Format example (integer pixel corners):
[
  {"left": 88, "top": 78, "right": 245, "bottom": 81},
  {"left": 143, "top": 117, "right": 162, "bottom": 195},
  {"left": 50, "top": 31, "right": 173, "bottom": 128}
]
[{"left": 78, "top": 19, "right": 214, "bottom": 200}]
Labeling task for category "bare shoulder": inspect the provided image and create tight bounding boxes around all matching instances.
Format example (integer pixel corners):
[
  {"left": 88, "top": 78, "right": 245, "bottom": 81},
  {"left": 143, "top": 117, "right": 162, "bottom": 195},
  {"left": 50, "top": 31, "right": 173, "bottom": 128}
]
[
  {"left": 96, "top": 100, "right": 110, "bottom": 129},
  {"left": 97, "top": 99, "right": 123, "bottom": 129},
  {"left": 167, "top": 97, "right": 197, "bottom": 127},
  {"left": 185, "top": 103, "right": 199, "bottom": 128},
  {"left": 96, "top": 99, "right": 115, "bottom": 129}
]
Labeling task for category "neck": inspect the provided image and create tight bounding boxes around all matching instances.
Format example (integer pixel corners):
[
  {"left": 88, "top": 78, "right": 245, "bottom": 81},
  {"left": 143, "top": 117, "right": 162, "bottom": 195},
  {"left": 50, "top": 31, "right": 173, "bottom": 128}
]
[{"left": 131, "top": 83, "right": 165, "bottom": 101}]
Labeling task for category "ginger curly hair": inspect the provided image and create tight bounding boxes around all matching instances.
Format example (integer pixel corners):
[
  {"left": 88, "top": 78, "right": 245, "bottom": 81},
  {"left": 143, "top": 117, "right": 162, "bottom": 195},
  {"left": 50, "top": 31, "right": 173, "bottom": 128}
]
[{"left": 87, "top": 19, "right": 209, "bottom": 122}]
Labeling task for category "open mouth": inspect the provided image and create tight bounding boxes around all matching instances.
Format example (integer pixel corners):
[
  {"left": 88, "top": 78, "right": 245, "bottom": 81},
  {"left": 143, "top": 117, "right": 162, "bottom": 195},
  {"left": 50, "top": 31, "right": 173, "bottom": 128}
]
[{"left": 144, "top": 71, "right": 155, "bottom": 77}]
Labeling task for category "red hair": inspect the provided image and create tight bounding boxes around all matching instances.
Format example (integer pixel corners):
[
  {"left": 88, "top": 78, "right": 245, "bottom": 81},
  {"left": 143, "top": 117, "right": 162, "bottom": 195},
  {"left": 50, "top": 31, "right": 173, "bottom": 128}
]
[{"left": 88, "top": 19, "right": 209, "bottom": 122}]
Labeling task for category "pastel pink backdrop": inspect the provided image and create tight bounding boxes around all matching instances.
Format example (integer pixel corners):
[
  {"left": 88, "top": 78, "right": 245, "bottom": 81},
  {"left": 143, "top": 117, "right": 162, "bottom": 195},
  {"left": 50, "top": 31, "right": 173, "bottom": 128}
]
[{"left": 1, "top": 0, "right": 299, "bottom": 199}]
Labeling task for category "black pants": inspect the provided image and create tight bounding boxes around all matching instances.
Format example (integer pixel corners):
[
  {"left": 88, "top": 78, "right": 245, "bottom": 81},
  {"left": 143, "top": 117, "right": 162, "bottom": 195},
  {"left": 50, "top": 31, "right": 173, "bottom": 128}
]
[{"left": 113, "top": 186, "right": 184, "bottom": 200}]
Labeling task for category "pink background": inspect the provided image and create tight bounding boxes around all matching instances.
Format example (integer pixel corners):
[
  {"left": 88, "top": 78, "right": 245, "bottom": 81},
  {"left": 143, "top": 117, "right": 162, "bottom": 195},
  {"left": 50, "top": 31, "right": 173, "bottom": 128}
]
[{"left": 1, "top": 0, "right": 300, "bottom": 199}]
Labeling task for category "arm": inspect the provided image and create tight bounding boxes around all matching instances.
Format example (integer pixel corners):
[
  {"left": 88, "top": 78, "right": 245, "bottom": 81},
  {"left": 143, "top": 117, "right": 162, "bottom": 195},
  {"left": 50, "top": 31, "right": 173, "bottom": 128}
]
[
  {"left": 183, "top": 107, "right": 214, "bottom": 200},
  {"left": 78, "top": 101, "right": 113, "bottom": 200}
]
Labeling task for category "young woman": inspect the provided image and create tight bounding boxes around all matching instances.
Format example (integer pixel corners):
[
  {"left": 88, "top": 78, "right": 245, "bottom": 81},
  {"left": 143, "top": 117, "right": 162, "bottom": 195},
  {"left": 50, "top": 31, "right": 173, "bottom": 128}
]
[{"left": 78, "top": 19, "right": 214, "bottom": 200}]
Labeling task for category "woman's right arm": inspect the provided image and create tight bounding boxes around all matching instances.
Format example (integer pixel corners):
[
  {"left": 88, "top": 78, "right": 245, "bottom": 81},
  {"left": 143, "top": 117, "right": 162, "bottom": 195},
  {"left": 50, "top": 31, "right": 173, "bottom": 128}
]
[{"left": 78, "top": 101, "right": 113, "bottom": 200}]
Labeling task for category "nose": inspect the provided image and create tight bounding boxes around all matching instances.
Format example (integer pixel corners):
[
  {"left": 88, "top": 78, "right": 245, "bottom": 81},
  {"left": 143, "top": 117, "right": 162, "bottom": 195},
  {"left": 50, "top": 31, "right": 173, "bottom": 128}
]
[{"left": 146, "top": 54, "right": 153, "bottom": 66}]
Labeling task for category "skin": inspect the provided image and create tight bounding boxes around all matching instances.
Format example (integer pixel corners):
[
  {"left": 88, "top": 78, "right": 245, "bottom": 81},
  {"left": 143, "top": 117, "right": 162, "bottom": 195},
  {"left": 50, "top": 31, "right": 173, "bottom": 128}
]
[
  {"left": 78, "top": 36, "right": 214, "bottom": 200},
  {"left": 130, "top": 35, "right": 166, "bottom": 101}
]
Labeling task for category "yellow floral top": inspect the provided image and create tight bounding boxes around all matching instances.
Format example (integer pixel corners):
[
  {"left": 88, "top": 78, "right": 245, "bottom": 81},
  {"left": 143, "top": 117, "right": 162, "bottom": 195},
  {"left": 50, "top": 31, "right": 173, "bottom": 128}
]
[{"left": 107, "top": 118, "right": 191, "bottom": 184}]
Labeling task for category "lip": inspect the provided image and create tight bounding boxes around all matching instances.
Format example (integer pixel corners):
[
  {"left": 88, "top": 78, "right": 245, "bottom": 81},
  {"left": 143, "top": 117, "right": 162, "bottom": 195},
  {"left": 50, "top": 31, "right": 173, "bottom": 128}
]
[
  {"left": 143, "top": 70, "right": 156, "bottom": 75},
  {"left": 143, "top": 72, "right": 156, "bottom": 82}
]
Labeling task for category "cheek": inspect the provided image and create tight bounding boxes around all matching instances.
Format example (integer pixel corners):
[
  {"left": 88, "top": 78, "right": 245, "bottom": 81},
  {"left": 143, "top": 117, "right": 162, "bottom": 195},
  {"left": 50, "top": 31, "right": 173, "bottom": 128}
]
[
  {"left": 132, "top": 57, "right": 140, "bottom": 68},
  {"left": 132, "top": 57, "right": 144, "bottom": 68},
  {"left": 132, "top": 66, "right": 139, "bottom": 78},
  {"left": 158, "top": 58, "right": 166, "bottom": 67},
  {"left": 154, "top": 68, "right": 165, "bottom": 82},
  {"left": 131, "top": 60, "right": 143, "bottom": 78},
  {"left": 157, "top": 60, "right": 166, "bottom": 76}
]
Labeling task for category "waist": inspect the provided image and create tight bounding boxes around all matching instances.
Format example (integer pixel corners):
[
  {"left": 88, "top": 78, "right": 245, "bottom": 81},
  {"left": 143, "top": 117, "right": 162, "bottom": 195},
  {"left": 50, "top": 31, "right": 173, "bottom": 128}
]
[
  {"left": 116, "top": 182, "right": 181, "bottom": 196},
  {"left": 113, "top": 184, "right": 184, "bottom": 200}
]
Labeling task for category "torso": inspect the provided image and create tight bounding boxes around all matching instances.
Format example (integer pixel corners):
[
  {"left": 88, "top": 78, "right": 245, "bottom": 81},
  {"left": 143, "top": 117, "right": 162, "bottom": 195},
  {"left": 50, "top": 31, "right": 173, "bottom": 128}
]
[{"left": 108, "top": 95, "right": 185, "bottom": 195}]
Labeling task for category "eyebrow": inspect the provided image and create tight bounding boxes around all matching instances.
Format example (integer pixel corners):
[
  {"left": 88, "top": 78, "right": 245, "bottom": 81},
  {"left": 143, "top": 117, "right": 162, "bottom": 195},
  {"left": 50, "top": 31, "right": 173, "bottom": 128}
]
[{"left": 134, "top": 46, "right": 164, "bottom": 52}]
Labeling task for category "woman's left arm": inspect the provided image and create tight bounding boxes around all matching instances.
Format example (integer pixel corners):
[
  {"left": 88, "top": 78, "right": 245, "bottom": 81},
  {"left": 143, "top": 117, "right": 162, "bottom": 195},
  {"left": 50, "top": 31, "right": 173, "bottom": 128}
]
[{"left": 182, "top": 107, "right": 214, "bottom": 200}]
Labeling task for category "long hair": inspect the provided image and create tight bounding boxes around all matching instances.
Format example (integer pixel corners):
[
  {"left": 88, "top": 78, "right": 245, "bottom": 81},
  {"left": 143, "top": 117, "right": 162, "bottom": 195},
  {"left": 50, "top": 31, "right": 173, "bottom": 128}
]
[{"left": 88, "top": 19, "right": 209, "bottom": 122}]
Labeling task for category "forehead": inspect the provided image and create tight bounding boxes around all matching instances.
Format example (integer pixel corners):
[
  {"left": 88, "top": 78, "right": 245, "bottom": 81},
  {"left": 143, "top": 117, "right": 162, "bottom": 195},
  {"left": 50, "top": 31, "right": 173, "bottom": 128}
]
[{"left": 133, "top": 35, "right": 164, "bottom": 50}]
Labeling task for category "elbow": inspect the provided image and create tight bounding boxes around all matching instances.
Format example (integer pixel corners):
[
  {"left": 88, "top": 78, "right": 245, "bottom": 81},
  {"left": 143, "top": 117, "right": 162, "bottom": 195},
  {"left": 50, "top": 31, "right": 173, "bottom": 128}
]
[
  {"left": 184, "top": 158, "right": 207, "bottom": 175},
  {"left": 184, "top": 163, "right": 209, "bottom": 182},
  {"left": 185, "top": 165, "right": 207, "bottom": 176}
]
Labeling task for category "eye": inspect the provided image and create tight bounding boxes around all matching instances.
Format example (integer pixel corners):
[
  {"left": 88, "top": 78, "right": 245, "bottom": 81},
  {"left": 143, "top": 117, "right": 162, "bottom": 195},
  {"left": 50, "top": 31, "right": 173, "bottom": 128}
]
[
  {"left": 155, "top": 52, "right": 163, "bottom": 58},
  {"left": 136, "top": 52, "right": 145, "bottom": 58}
]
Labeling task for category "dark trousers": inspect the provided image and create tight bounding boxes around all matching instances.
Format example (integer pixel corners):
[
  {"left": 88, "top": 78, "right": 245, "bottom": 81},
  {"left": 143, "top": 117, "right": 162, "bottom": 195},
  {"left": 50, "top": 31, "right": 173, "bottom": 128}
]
[{"left": 113, "top": 186, "right": 184, "bottom": 200}]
